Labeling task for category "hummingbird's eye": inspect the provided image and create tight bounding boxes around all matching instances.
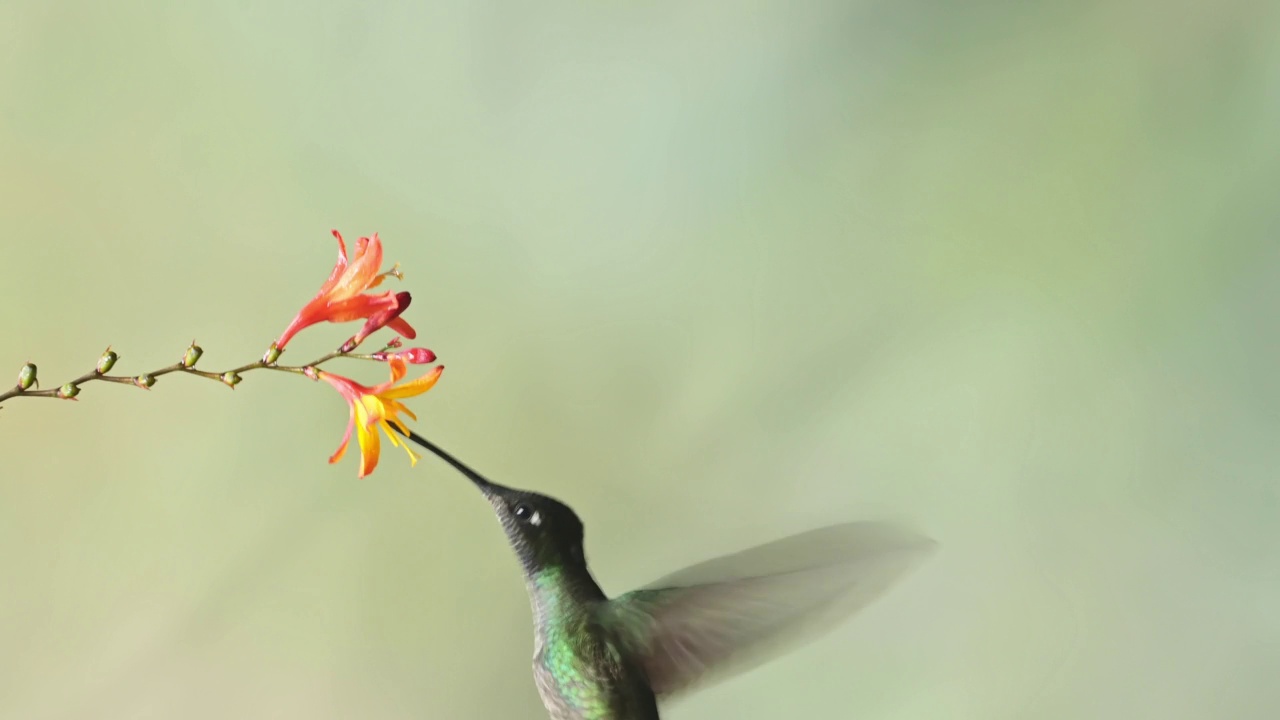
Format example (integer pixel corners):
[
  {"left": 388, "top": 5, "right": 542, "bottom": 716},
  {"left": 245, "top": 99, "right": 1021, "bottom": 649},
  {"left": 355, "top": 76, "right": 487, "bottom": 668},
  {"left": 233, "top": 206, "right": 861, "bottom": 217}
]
[{"left": 513, "top": 503, "right": 541, "bottom": 526}]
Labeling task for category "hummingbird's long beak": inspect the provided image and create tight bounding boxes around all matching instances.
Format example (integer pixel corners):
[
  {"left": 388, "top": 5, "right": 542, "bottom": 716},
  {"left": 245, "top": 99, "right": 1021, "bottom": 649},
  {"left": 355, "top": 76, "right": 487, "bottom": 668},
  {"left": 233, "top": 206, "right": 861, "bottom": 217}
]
[{"left": 394, "top": 426, "right": 510, "bottom": 499}]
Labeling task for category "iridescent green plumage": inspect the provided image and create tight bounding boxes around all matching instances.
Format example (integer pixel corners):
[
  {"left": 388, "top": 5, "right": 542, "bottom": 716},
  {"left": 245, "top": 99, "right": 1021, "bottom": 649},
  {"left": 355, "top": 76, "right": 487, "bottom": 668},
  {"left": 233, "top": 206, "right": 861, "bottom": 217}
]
[
  {"left": 400, "top": 429, "right": 932, "bottom": 720},
  {"left": 529, "top": 572, "right": 658, "bottom": 719},
  {"left": 516, "top": 530, "right": 660, "bottom": 719}
]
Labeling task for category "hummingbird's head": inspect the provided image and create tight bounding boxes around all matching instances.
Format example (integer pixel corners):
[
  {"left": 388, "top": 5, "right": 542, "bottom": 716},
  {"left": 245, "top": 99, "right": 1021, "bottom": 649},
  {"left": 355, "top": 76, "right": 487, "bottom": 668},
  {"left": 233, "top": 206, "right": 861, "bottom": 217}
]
[{"left": 477, "top": 483, "right": 587, "bottom": 574}]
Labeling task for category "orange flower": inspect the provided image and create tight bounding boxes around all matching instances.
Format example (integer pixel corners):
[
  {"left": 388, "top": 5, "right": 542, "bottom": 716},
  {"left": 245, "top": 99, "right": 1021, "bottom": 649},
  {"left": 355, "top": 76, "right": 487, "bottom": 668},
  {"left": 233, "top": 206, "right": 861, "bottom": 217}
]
[
  {"left": 318, "top": 357, "right": 444, "bottom": 478},
  {"left": 275, "top": 230, "right": 417, "bottom": 352}
]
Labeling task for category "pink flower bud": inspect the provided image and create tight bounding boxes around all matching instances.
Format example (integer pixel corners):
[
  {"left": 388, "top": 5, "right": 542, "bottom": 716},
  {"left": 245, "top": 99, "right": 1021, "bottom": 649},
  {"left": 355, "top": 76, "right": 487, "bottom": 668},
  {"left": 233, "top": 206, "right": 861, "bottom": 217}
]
[{"left": 371, "top": 347, "right": 436, "bottom": 364}]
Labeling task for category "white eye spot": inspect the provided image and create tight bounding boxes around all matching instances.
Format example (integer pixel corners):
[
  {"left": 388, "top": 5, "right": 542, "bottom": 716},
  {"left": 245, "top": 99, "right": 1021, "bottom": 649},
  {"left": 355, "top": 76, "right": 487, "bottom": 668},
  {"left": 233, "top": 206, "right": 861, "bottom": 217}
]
[{"left": 529, "top": 510, "right": 542, "bottom": 526}]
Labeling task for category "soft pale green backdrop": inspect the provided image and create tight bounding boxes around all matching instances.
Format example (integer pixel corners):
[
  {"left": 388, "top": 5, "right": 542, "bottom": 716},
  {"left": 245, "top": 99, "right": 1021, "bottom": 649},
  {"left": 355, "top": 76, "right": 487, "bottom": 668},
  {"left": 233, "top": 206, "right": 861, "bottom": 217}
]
[{"left": 2, "top": 1, "right": 1277, "bottom": 718}]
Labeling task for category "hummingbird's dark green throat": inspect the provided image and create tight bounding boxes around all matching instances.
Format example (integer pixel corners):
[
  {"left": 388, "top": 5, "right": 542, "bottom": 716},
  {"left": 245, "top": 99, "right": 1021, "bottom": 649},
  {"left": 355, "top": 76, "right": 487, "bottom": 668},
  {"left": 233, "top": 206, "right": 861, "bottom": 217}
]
[{"left": 396, "top": 426, "right": 935, "bottom": 720}]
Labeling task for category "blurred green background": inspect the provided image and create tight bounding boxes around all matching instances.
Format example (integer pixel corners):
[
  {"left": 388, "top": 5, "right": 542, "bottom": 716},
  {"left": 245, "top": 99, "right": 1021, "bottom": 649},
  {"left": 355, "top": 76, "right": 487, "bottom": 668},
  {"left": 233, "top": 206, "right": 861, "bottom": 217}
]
[{"left": 2, "top": 1, "right": 1278, "bottom": 718}]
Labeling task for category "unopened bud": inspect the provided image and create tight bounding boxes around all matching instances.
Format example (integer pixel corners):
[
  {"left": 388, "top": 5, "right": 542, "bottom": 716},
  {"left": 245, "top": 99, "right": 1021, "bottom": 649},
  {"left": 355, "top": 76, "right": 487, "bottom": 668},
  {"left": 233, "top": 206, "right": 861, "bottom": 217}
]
[
  {"left": 134, "top": 374, "right": 156, "bottom": 389},
  {"left": 96, "top": 348, "right": 118, "bottom": 374},
  {"left": 343, "top": 291, "right": 411, "bottom": 354},
  {"left": 372, "top": 348, "right": 437, "bottom": 364},
  {"left": 58, "top": 383, "right": 79, "bottom": 399},
  {"left": 263, "top": 344, "right": 282, "bottom": 364},
  {"left": 303, "top": 366, "right": 320, "bottom": 381},
  {"left": 384, "top": 337, "right": 404, "bottom": 350},
  {"left": 221, "top": 371, "right": 242, "bottom": 388},
  {"left": 17, "top": 363, "right": 37, "bottom": 390},
  {"left": 182, "top": 344, "right": 203, "bottom": 368}
]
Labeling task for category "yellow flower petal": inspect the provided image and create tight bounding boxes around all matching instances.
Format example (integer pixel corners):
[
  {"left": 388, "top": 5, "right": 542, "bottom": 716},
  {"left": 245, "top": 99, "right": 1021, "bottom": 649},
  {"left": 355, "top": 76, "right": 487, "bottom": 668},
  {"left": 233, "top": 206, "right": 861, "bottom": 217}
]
[
  {"left": 360, "top": 395, "right": 389, "bottom": 426},
  {"left": 354, "top": 401, "right": 381, "bottom": 478},
  {"left": 379, "top": 366, "right": 443, "bottom": 401},
  {"left": 381, "top": 398, "right": 418, "bottom": 422}
]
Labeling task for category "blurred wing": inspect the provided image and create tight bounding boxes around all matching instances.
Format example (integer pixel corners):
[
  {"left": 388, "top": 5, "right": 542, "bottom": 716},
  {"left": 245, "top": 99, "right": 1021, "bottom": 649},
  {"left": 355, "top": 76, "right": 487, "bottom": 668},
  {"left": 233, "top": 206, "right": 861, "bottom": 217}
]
[{"left": 602, "top": 522, "right": 935, "bottom": 701}]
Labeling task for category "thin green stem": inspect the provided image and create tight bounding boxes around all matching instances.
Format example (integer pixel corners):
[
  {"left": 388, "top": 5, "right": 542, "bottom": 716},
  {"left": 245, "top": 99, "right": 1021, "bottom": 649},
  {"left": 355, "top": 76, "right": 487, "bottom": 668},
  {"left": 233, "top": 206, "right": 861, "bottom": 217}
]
[{"left": 0, "top": 346, "right": 393, "bottom": 408}]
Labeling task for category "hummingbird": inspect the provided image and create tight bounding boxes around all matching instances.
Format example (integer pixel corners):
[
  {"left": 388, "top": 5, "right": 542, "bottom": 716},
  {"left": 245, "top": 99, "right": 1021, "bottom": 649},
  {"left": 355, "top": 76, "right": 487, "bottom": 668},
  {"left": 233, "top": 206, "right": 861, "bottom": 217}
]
[{"left": 399, "top": 429, "right": 934, "bottom": 720}]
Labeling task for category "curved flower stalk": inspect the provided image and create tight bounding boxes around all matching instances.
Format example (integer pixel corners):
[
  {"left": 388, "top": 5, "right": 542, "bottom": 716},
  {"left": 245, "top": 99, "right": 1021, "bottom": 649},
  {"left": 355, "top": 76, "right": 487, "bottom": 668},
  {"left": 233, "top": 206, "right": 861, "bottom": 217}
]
[{"left": 0, "top": 230, "right": 445, "bottom": 478}]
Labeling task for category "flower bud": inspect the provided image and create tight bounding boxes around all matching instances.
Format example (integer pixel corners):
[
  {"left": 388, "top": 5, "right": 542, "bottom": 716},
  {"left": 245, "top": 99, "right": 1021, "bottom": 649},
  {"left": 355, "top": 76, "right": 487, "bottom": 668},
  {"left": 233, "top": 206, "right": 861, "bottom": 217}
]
[
  {"left": 58, "top": 383, "right": 79, "bottom": 399},
  {"left": 221, "top": 371, "right": 242, "bottom": 388},
  {"left": 384, "top": 337, "right": 404, "bottom": 350},
  {"left": 303, "top": 366, "right": 320, "bottom": 381},
  {"left": 17, "top": 363, "right": 37, "bottom": 390},
  {"left": 343, "top": 291, "right": 412, "bottom": 353},
  {"left": 134, "top": 374, "right": 156, "bottom": 389},
  {"left": 262, "top": 344, "right": 282, "bottom": 365},
  {"left": 96, "top": 348, "right": 118, "bottom": 374},
  {"left": 182, "top": 344, "right": 203, "bottom": 368},
  {"left": 372, "top": 348, "right": 436, "bottom": 364}
]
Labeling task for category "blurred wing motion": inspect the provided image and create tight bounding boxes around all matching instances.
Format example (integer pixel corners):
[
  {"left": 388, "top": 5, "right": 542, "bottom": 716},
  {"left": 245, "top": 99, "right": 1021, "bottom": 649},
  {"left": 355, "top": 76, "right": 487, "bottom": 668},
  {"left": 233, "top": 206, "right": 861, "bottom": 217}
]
[{"left": 601, "top": 522, "right": 935, "bottom": 701}]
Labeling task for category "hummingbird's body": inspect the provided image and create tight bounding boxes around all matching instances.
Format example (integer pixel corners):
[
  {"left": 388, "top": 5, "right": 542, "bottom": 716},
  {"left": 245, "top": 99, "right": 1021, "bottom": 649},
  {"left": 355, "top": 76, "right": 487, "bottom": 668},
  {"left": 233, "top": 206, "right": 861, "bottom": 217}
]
[
  {"left": 525, "top": 569, "right": 659, "bottom": 720},
  {"left": 400, "top": 430, "right": 933, "bottom": 720}
]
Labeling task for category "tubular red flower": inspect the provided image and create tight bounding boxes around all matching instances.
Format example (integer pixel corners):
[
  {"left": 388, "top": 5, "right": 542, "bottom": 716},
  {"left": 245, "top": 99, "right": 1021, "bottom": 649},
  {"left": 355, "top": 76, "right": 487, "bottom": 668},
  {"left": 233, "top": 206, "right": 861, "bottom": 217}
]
[
  {"left": 275, "top": 231, "right": 418, "bottom": 351},
  {"left": 339, "top": 291, "right": 414, "bottom": 353}
]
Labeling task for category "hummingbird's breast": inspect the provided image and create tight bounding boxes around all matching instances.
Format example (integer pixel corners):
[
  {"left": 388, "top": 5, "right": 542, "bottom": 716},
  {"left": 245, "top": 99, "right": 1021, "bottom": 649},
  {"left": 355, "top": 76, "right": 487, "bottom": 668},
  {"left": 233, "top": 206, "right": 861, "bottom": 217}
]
[{"left": 530, "top": 625, "right": 660, "bottom": 720}]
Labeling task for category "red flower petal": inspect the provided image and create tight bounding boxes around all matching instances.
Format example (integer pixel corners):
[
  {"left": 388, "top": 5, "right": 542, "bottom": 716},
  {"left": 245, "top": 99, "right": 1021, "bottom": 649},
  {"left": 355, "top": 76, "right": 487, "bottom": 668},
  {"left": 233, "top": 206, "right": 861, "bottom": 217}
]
[
  {"left": 329, "top": 234, "right": 384, "bottom": 301},
  {"left": 350, "top": 292, "right": 412, "bottom": 347}
]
